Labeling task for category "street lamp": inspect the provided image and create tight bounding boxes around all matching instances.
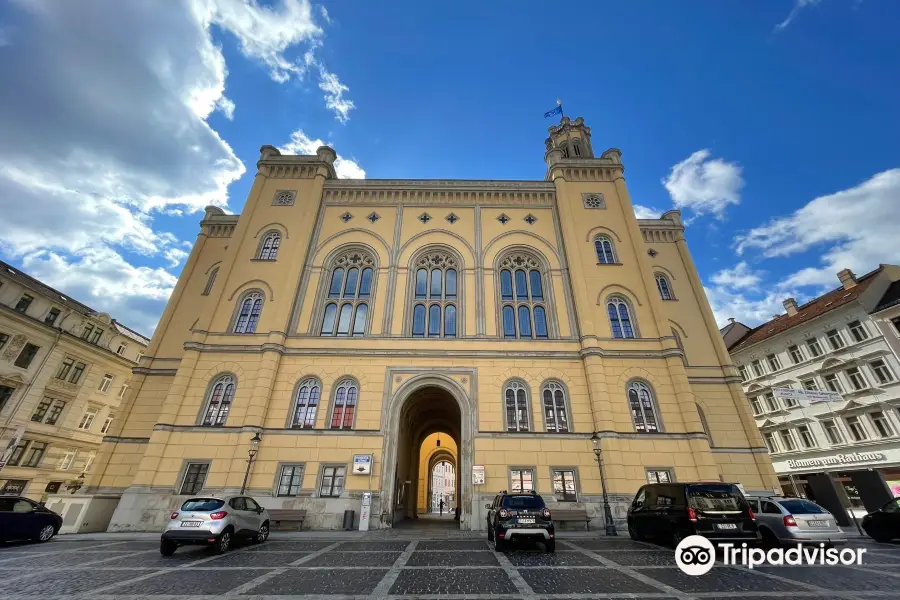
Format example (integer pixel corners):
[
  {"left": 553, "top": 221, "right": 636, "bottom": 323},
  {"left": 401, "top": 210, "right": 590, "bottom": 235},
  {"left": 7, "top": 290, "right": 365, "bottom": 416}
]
[
  {"left": 240, "top": 432, "right": 262, "bottom": 494},
  {"left": 591, "top": 433, "right": 618, "bottom": 536}
]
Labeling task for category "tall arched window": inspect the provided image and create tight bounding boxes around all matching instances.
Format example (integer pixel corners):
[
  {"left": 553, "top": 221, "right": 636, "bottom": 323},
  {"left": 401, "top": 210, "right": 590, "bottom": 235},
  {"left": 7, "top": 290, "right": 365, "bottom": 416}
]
[
  {"left": 504, "top": 380, "right": 530, "bottom": 432},
  {"left": 542, "top": 381, "right": 570, "bottom": 432},
  {"left": 257, "top": 231, "right": 281, "bottom": 260},
  {"left": 320, "top": 250, "right": 375, "bottom": 337},
  {"left": 594, "top": 236, "right": 616, "bottom": 264},
  {"left": 498, "top": 253, "right": 549, "bottom": 339},
  {"left": 202, "top": 267, "right": 218, "bottom": 296},
  {"left": 330, "top": 379, "right": 358, "bottom": 430},
  {"left": 697, "top": 403, "right": 713, "bottom": 447},
  {"left": 233, "top": 292, "right": 263, "bottom": 333},
  {"left": 628, "top": 380, "right": 660, "bottom": 433},
  {"left": 655, "top": 274, "right": 674, "bottom": 300},
  {"left": 291, "top": 378, "right": 321, "bottom": 429},
  {"left": 607, "top": 296, "right": 635, "bottom": 339},
  {"left": 201, "top": 375, "right": 235, "bottom": 426},
  {"left": 411, "top": 250, "right": 459, "bottom": 338},
  {"left": 572, "top": 141, "right": 583, "bottom": 157}
]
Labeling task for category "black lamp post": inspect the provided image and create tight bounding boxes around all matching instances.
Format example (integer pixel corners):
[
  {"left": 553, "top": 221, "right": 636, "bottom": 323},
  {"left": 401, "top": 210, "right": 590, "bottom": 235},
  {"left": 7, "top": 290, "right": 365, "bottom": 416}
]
[
  {"left": 591, "top": 433, "right": 618, "bottom": 536},
  {"left": 241, "top": 432, "right": 262, "bottom": 494}
]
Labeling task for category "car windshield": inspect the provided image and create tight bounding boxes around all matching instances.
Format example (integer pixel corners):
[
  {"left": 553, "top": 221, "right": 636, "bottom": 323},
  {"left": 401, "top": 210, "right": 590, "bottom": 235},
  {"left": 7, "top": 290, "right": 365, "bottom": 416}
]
[
  {"left": 181, "top": 498, "right": 225, "bottom": 511},
  {"left": 687, "top": 484, "right": 745, "bottom": 512},
  {"left": 779, "top": 499, "right": 827, "bottom": 514},
  {"left": 503, "top": 495, "right": 545, "bottom": 509}
]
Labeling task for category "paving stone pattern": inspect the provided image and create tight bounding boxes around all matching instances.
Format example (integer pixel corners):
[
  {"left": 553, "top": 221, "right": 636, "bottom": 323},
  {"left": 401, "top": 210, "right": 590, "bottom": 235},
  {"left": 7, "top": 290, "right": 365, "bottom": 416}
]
[{"left": 0, "top": 534, "right": 899, "bottom": 599}]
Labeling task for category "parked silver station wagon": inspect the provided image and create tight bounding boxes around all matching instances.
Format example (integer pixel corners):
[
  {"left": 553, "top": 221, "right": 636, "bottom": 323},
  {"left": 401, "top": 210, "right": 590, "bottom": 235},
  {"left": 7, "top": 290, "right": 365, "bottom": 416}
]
[
  {"left": 161, "top": 496, "right": 270, "bottom": 555},
  {"left": 747, "top": 497, "right": 846, "bottom": 547}
]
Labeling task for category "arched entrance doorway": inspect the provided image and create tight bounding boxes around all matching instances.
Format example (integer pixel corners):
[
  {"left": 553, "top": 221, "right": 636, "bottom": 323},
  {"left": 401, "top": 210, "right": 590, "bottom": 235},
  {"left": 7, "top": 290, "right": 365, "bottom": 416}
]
[{"left": 380, "top": 374, "right": 474, "bottom": 529}]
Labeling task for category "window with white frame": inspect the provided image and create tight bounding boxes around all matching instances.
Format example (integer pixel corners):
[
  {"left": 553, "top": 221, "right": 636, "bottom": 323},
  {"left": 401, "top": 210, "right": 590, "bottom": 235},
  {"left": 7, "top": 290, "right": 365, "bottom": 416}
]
[
  {"left": 607, "top": 296, "right": 636, "bottom": 339},
  {"left": 870, "top": 359, "right": 895, "bottom": 385},
  {"left": 542, "top": 381, "right": 570, "bottom": 433},
  {"left": 763, "top": 431, "right": 779, "bottom": 453},
  {"left": 870, "top": 411, "right": 894, "bottom": 438},
  {"left": 78, "top": 408, "right": 98, "bottom": 430},
  {"left": 893, "top": 317, "right": 900, "bottom": 336},
  {"left": 594, "top": 236, "right": 617, "bottom": 264},
  {"left": 822, "top": 419, "right": 844, "bottom": 444},
  {"left": 797, "top": 425, "right": 816, "bottom": 448},
  {"left": 778, "top": 429, "right": 797, "bottom": 451},
  {"left": 782, "top": 394, "right": 798, "bottom": 409},
  {"left": 136, "top": 352, "right": 144, "bottom": 363},
  {"left": 412, "top": 251, "right": 458, "bottom": 338},
  {"left": 788, "top": 345, "right": 804, "bottom": 364},
  {"left": 801, "top": 378, "right": 819, "bottom": 391},
  {"left": 118, "top": 384, "right": 129, "bottom": 399},
  {"left": 257, "top": 231, "right": 281, "bottom": 260},
  {"left": 100, "top": 414, "right": 114, "bottom": 434},
  {"left": 846, "top": 367, "right": 868, "bottom": 391},
  {"left": 823, "top": 373, "right": 843, "bottom": 393},
  {"left": 98, "top": 374, "right": 113, "bottom": 393},
  {"left": 510, "top": 468, "right": 535, "bottom": 493},
  {"left": 291, "top": 379, "right": 321, "bottom": 429},
  {"left": 277, "top": 464, "right": 305, "bottom": 496},
  {"left": 628, "top": 380, "right": 661, "bottom": 433},
  {"left": 655, "top": 274, "right": 674, "bottom": 300},
  {"left": 329, "top": 379, "right": 357, "bottom": 430},
  {"left": 751, "top": 360, "right": 764, "bottom": 378},
  {"left": 499, "top": 253, "right": 549, "bottom": 339},
  {"left": 322, "top": 251, "right": 374, "bottom": 337},
  {"left": 749, "top": 396, "right": 763, "bottom": 415},
  {"left": 739, "top": 365, "right": 749, "bottom": 382},
  {"left": 116, "top": 342, "right": 127, "bottom": 356},
  {"left": 845, "top": 415, "right": 868, "bottom": 441},
  {"left": 806, "top": 338, "right": 823, "bottom": 357},
  {"left": 504, "top": 380, "right": 530, "bottom": 432},
  {"left": 848, "top": 320, "right": 868, "bottom": 342},
  {"left": 233, "top": 292, "right": 263, "bottom": 334},
  {"left": 201, "top": 375, "right": 235, "bottom": 426},
  {"left": 83, "top": 451, "right": 96, "bottom": 472},
  {"left": 180, "top": 462, "right": 209, "bottom": 495},
  {"left": 763, "top": 392, "right": 779, "bottom": 412},
  {"left": 826, "top": 329, "right": 845, "bottom": 350},
  {"left": 59, "top": 449, "right": 77, "bottom": 471},
  {"left": 766, "top": 354, "right": 781, "bottom": 371},
  {"left": 647, "top": 469, "right": 673, "bottom": 483}
]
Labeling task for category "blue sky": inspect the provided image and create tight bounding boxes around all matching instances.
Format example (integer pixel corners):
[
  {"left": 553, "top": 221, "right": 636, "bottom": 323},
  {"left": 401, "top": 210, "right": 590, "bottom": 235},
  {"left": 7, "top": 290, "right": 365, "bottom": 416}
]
[{"left": 1, "top": 0, "right": 898, "bottom": 335}]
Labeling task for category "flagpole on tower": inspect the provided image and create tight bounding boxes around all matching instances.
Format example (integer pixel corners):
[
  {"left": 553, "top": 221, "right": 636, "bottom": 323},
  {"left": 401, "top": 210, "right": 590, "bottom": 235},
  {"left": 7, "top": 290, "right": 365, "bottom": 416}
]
[{"left": 557, "top": 97, "right": 564, "bottom": 120}]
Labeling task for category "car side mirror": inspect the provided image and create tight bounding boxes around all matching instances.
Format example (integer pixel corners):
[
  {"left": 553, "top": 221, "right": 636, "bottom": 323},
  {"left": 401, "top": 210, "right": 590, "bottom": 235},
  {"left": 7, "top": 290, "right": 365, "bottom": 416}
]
[{"left": 485, "top": 503, "right": 492, "bottom": 510}]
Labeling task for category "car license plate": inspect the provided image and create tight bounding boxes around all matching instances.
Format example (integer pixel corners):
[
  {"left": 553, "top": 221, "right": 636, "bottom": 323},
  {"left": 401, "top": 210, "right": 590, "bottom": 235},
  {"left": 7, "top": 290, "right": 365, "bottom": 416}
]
[
  {"left": 808, "top": 520, "right": 828, "bottom": 527},
  {"left": 519, "top": 517, "right": 535, "bottom": 524},
  {"left": 716, "top": 523, "right": 738, "bottom": 530},
  {"left": 181, "top": 520, "right": 202, "bottom": 527}
]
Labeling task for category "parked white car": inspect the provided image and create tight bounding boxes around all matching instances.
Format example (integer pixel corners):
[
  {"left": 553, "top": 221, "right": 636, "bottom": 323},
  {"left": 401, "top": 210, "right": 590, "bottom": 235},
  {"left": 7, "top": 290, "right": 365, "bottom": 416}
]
[
  {"left": 161, "top": 496, "right": 270, "bottom": 555},
  {"left": 747, "top": 497, "right": 846, "bottom": 547}
]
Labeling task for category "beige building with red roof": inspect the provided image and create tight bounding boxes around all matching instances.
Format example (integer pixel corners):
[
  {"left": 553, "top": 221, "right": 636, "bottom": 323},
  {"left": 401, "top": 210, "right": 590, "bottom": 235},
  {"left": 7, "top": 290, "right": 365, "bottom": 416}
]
[{"left": 725, "top": 265, "right": 900, "bottom": 525}]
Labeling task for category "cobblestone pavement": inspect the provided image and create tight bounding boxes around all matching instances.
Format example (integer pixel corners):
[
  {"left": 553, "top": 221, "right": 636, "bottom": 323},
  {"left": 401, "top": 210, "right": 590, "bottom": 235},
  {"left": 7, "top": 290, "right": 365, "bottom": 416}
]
[{"left": 1, "top": 533, "right": 899, "bottom": 599}]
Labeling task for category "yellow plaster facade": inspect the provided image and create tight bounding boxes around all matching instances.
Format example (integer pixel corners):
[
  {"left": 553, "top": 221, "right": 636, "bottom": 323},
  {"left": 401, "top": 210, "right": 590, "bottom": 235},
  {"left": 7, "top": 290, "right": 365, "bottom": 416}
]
[{"left": 91, "top": 117, "right": 777, "bottom": 531}]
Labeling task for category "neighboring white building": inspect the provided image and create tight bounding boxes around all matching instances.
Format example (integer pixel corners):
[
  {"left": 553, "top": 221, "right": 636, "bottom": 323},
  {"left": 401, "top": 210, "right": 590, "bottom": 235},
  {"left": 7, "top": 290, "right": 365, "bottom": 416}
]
[
  {"left": 725, "top": 266, "right": 900, "bottom": 524},
  {"left": 431, "top": 461, "right": 455, "bottom": 512}
]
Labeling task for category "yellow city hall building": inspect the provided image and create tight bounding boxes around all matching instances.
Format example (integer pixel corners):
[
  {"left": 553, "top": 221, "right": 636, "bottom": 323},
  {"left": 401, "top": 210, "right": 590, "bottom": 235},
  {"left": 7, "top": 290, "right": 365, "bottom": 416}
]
[{"left": 89, "top": 116, "right": 778, "bottom": 531}]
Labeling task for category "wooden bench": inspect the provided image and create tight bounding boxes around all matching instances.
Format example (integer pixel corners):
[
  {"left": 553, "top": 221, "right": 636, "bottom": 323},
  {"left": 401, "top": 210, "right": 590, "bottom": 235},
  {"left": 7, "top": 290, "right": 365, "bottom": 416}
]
[
  {"left": 552, "top": 508, "right": 591, "bottom": 531},
  {"left": 267, "top": 509, "right": 307, "bottom": 531}
]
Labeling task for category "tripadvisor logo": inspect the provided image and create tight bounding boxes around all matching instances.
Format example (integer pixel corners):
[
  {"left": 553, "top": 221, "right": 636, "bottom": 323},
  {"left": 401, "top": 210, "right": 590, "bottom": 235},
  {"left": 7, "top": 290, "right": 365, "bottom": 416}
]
[{"left": 675, "top": 536, "right": 867, "bottom": 576}]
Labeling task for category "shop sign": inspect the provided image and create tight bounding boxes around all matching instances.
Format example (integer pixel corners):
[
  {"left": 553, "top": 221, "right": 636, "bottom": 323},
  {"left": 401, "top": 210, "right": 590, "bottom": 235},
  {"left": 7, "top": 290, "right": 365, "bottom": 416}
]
[
  {"left": 472, "top": 465, "right": 485, "bottom": 485},
  {"left": 787, "top": 451, "right": 887, "bottom": 470},
  {"left": 352, "top": 454, "right": 372, "bottom": 475},
  {"left": 773, "top": 387, "right": 841, "bottom": 405},
  {"left": 1, "top": 479, "right": 28, "bottom": 495}
]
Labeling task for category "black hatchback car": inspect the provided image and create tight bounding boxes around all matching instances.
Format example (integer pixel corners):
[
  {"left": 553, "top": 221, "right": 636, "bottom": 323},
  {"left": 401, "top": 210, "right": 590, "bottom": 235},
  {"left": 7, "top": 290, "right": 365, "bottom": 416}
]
[
  {"left": 485, "top": 491, "right": 555, "bottom": 552},
  {"left": 627, "top": 482, "right": 759, "bottom": 546},
  {"left": 861, "top": 497, "right": 900, "bottom": 542},
  {"left": 0, "top": 496, "right": 62, "bottom": 543}
]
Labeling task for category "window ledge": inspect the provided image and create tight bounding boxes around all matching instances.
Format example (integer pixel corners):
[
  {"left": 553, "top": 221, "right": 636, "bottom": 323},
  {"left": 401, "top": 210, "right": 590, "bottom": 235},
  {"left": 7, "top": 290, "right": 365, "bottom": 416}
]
[
  {"left": 250, "top": 259, "right": 277, "bottom": 262},
  {"left": 595, "top": 262, "right": 623, "bottom": 266}
]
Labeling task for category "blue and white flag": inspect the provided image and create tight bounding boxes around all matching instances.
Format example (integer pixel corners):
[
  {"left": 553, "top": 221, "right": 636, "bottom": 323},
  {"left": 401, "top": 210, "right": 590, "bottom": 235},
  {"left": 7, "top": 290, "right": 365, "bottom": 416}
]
[{"left": 543, "top": 105, "right": 562, "bottom": 118}]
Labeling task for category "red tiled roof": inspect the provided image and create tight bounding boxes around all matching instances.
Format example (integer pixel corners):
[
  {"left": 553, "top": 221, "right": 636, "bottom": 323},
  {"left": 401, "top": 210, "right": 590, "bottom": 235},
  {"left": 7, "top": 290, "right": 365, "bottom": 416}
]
[{"left": 728, "top": 268, "right": 881, "bottom": 352}]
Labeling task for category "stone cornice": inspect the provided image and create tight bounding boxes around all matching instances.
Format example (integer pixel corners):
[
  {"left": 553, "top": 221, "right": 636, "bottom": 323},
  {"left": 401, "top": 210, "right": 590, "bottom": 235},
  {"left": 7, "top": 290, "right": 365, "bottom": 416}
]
[
  {"left": 323, "top": 179, "right": 556, "bottom": 207},
  {"left": 324, "top": 179, "right": 554, "bottom": 191}
]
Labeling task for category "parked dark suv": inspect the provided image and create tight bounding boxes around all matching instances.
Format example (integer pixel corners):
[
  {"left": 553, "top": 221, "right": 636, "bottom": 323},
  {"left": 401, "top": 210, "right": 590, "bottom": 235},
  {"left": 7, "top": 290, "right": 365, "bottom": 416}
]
[
  {"left": 485, "top": 491, "right": 555, "bottom": 552},
  {"left": 627, "top": 482, "right": 759, "bottom": 546}
]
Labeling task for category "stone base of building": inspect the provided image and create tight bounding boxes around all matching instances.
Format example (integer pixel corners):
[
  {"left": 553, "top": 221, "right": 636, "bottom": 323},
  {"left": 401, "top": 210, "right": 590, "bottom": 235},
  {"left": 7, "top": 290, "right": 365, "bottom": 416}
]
[{"left": 45, "top": 493, "right": 122, "bottom": 534}]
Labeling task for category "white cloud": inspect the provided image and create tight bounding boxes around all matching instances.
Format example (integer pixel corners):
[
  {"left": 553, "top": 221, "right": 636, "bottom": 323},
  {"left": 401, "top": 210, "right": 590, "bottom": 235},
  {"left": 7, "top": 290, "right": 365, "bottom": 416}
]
[
  {"left": 279, "top": 129, "right": 366, "bottom": 179},
  {"left": 633, "top": 205, "right": 663, "bottom": 220},
  {"left": 735, "top": 168, "right": 900, "bottom": 288},
  {"left": 318, "top": 66, "right": 355, "bottom": 123},
  {"left": 774, "top": 0, "right": 822, "bottom": 33},
  {"left": 709, "top": 261, "right": 764, "bottom": 290},
  {"left": 216, "top": 95, "right": 236, "bottom": 120},
  {"left": 662, "top": 149, "right": 744, "bottom": 220},
  {"left": 320, "top": 6, "right": 331, "bottom": 24},
  {"left": 705, "top": 285, "right": 788, "bottom": 329}
]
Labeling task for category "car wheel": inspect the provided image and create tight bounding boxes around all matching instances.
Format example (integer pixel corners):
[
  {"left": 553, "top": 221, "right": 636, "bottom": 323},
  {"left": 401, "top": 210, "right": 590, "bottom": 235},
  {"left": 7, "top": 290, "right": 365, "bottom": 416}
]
[
  {"left": 160, "top": 539, "right": 177, "bottom": 556},
  {"left": 254, "top": 521, "right": 269, "bottom": 544},
  {"left": 628, "top": 521, "right": 641, "bottom": 541},
  {"left": 36, "top": 525, "right": 56, "bottom": 543},
  {"left": 211, "top": 529, "right": 232, "bottom": 555},
  {"left": 545, "top": 540, "right": 556, "bottom": 554},
  {"left": 493, "top": 533, "right": 505, "bottom": 552}
]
